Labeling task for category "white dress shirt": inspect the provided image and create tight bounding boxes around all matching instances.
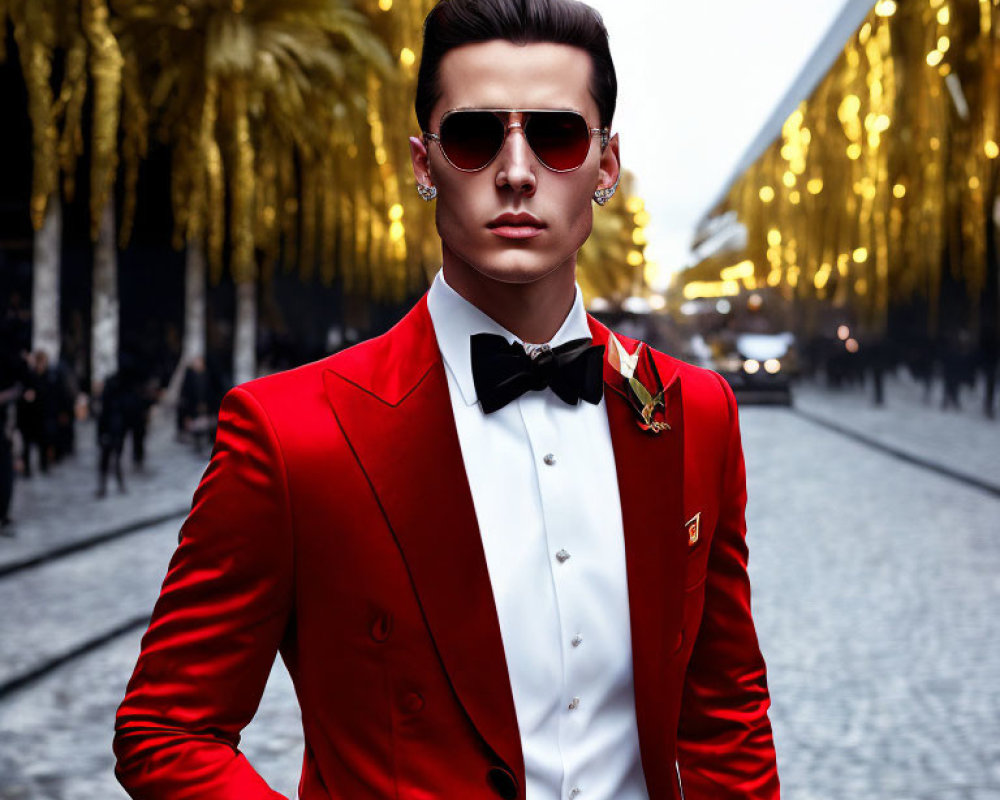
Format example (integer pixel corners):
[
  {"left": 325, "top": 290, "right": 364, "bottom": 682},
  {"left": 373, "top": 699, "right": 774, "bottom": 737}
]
[{"left": 426, "top": 271, "right": 649, "bottom": 800}]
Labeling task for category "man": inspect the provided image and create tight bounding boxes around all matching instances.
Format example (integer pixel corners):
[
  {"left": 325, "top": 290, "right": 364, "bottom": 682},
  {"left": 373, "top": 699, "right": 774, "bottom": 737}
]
[{"left": 113, "top": 1, "right": 780, "bottom": 798}]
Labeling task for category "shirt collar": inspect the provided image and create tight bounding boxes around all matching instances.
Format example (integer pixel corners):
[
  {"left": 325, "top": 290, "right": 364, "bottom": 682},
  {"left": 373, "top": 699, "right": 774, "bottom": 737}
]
[{"left": 426, "top": 268, "right": 593, "bottom": 407}]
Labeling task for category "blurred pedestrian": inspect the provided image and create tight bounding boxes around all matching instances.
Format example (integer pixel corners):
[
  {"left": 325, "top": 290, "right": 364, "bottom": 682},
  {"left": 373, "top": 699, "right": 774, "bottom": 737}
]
[
  {"left": 95, "top": 371, "right": 131, "bottom": 497},
  {"left": 978, "top": 332, "right": 997, "bottom": 419},
  {"left": 0, "top": 396, "right": 14, "bottom": 530},
  {"left": 52, "top": 354, "right": 79, "bottom": 461},
  {"left": 941, "top": 333, "right": 975, "bottom": 411},
  {"left": 120, "top": 353, "right": 156, "bottom": 472},
  {"left": 0, "top": 362, "right": 20, "bottom": 531},
  {"left": 16, "top": 350, "right": 53, "bottom": 476},
  {"left": 178, "top": 356, "right": 215, "bottom": 454},
  {"left": 0, "top": 316, "right": 22, "bottom": 529}
]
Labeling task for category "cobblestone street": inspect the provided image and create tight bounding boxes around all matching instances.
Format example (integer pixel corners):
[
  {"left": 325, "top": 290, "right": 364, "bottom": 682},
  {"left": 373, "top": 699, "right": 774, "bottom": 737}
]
[{"left": 0, "top": 382, "right": 998, "bottom": 799}]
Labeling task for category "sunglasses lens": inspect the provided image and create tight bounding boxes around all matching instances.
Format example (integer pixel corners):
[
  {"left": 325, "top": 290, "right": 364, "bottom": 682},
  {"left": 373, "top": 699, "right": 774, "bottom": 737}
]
[
  {"left": 439, "top": 112, "right": 505, "bottom": 170},
  {"left": 526, "top": 112, "right": 592, "bottom": 171}
]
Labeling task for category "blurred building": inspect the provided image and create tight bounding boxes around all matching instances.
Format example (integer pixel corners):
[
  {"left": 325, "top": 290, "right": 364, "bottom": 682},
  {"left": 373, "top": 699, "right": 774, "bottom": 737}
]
[{"left": 679, "top": 0, "right": 999, "bottom": 371}]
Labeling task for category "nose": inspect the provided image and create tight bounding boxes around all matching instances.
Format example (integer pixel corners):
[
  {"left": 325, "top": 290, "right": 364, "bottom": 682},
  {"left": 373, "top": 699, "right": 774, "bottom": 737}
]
[{"left": 495, "top": 117, "right": 537, "bottom": 196}]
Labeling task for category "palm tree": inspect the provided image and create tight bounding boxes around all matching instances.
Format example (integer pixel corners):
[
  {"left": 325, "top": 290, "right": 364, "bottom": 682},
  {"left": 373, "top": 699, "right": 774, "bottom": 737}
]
[
  {"left": 113, "top": 0, "right": 394, "bottom": 384},
  {"left": 2, "top": 0, "right": 126, "bottom": 387},
  {"left": 3, "top": 0, "right": 63, "bottom": 361}
]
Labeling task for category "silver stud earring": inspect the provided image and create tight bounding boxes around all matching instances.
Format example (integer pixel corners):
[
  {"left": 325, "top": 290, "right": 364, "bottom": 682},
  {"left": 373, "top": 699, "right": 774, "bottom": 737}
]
[
  {"left": 593, "top": 177, "right": 619, "bottom": 206},
  {"left": 417, "top": 183, "right": 438, "bottom": 202}
]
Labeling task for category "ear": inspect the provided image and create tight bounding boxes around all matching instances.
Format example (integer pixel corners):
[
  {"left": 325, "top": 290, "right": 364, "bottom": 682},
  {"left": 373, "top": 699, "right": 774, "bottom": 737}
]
[
  {"left": 596, "top": 132, "right": 621, "bottom": 192},
  {"left": 409, "top": 136, "right": 434, "bottom": 189}
]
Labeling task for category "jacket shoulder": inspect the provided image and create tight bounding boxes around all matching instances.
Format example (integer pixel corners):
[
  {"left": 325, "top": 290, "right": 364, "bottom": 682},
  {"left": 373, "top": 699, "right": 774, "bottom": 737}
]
[{"left": 230, "top": 296, "right": 436, "bottom": 417}]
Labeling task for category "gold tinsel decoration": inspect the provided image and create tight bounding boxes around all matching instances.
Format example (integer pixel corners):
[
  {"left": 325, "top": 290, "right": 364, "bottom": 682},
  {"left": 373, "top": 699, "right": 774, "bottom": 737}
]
[
  {"left": 2, "top": 0, "right": 123, "bottom": 240},
  {"left": 112, "top": 0, "right": 398, "bottom": 288},
  {"left": 691, "top": 0, "right": 1000, "bottom": 337}
]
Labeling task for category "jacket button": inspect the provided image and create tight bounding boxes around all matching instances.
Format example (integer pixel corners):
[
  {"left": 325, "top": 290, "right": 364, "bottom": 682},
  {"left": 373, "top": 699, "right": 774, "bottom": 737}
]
[
  {"left": 370, "top": 612, "right": 393, "bottom": 643},
  {"left": 401, "top": 691, "right": 424, "bottom": 713},
  {"left": 486, "top": 766, "right": 518, "bottom": 799}
]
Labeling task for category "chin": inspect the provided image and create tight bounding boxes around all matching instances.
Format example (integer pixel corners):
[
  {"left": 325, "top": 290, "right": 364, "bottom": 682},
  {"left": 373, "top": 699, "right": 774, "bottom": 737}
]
[{"left": 461, "top": 249, "right": 573, "bottom": 285}]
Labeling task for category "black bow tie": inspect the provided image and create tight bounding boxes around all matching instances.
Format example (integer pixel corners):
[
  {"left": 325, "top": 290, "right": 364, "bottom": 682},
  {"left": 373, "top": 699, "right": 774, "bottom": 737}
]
[{"left": 470, "top": 333, "right": 605, "bottom": 414}]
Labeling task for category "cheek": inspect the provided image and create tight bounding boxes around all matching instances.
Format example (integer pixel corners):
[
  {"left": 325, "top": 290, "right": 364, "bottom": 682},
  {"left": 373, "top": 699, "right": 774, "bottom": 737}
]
[
  {"left": 551, "top": 179, "right": 596, "bottom": 241},
  {"left": 434, "top": 178, "right": 486, "bottom": 238}
]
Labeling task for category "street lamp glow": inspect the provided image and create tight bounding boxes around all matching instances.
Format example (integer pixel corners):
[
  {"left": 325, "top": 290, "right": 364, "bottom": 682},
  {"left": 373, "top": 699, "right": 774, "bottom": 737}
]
[
  {"left": 721, "top": 260, "right": 755, "bottom": 281},
  {"left": 764, "top": 359, "right": 781, "bottom": 375},
  {"left": 837, "top": 325, "right": 850, "bottom": 341},
  {"left": 743, "top": 359, "right": 761, "bottom": 375}
]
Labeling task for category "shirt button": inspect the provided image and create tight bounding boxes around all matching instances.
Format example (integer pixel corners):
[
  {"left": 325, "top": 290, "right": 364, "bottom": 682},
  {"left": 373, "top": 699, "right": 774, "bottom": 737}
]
[
  {"left": 569, "top": 788, "right": 581, "bottom": 799},
  {"left": 571, "top": 634, "right": 583, "bottom": 647},
  {"left": 556, "top": 549, "right": 571, "bottom": 563},
  {"left": 568, "top": 697, "right": 580, "bottom": 710},
  {"left": 543, "top": 453, "right": 557, "bottom": 466}
]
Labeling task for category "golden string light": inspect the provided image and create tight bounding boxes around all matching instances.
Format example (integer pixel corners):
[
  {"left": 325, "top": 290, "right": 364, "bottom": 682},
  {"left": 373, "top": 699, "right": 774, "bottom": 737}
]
[{"left": 686, "top": 0, "right": 1000, "bottom": 337}]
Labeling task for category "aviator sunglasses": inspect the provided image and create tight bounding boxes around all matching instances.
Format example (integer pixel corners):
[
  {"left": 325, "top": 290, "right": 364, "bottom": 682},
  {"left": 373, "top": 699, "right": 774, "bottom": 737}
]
[{"left": 424, "top": 109, "right": 610, "bottom": 173}]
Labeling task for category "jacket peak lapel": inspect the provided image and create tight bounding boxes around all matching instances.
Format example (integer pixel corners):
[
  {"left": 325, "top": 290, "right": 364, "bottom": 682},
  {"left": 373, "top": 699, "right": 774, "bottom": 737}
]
[
  {"left": 323, "top": 297, "right": 524, "bottom": 789},
  {"left": 588, "top": 315, "right": 687, "bottom": 797}
]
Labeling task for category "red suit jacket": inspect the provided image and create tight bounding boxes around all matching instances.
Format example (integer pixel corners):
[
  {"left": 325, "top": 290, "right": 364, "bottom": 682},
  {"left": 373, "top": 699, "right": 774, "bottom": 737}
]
[{"left": 114, "top": 295, "right": 780, "bottom": 799}]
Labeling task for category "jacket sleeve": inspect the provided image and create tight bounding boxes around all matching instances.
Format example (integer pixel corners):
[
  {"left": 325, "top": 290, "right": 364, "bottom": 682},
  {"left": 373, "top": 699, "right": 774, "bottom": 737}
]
[
  {"left": 113, "top": 386, "right": 294, "bottom": 799},
  {"left": 676, "top": 373, "right": 780, "bottom": 798}
]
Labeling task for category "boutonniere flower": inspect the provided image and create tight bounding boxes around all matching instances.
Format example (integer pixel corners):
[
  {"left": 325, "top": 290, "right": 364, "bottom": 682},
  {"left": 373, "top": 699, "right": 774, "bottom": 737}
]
[{"left": 607, "top": 332, "right": 671, "bottom": 433}]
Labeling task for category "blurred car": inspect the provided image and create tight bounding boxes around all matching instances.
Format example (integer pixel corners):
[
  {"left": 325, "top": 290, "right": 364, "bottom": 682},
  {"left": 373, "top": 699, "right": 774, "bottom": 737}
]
[{"left": 712, "top": 332, "right": 796, "bottom": 405}]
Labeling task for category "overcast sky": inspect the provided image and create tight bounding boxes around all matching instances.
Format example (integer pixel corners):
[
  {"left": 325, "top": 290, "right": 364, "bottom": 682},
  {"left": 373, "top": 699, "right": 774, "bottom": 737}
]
[{"left": 585, "top": 0, "right": 856, "bottom": 286}]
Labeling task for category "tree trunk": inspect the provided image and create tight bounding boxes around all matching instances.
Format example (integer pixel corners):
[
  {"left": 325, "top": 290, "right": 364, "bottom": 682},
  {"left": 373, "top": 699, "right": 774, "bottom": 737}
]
[
  {"left": 32, "top": 196, "right": 62, "bottom": 362},
  {"left": 91, "top": 201, "right": 119, "bottom": 393},
  {"left": 233, "top": 279, "right": 257, "bottom": 386},
  {"left": 163, "top": 239, "right": 209, "bottom": 406},
  {"left": 183, "top": 238, "right": 207, "bottom": 363}
]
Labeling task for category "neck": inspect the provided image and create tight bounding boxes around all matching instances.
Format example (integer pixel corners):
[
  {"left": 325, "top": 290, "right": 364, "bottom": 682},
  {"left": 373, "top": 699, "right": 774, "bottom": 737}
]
[{"left": 441, "top": 249, "right": 579, "bottom": 344}]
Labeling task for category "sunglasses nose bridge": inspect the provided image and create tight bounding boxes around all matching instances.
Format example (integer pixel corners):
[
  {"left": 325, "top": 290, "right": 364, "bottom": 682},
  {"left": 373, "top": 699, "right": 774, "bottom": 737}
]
[
  {"left": 493, "top": 115, "right": 532, "bottom": 162},
  {"left": 494, "top": 116, "right": 537, "bottom": 190}
]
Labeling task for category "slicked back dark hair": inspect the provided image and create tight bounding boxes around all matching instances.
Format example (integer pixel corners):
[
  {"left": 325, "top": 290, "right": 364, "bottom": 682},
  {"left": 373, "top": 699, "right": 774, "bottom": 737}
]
[{"left": 415, "top": 0, "right": 617, "bottom": 132}]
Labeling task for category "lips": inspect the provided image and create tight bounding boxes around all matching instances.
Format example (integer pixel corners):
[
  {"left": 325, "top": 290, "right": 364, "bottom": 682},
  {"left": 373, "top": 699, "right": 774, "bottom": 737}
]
[{"left": 488, "top": 212, "right": 546, "bottom": 240}]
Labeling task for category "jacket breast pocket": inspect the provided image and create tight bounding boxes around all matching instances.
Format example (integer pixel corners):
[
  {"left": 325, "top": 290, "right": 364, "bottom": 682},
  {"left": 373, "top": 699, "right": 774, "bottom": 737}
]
[{"left": 682, "top": 510, "right": 714, "bottom": 590}]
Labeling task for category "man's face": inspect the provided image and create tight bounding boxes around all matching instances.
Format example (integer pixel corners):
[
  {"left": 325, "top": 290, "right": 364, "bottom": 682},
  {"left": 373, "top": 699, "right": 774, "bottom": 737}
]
[{"left": 410, "top": 40, "right": 620, "bottom": 285}]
